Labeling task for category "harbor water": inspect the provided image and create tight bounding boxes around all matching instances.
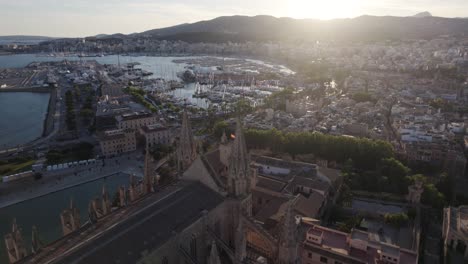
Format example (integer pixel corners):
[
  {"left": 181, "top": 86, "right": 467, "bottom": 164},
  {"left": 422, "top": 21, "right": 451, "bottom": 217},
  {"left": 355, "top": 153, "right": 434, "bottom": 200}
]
[{"left": 0, "top": 173, "right": 130, "bottom": 263}]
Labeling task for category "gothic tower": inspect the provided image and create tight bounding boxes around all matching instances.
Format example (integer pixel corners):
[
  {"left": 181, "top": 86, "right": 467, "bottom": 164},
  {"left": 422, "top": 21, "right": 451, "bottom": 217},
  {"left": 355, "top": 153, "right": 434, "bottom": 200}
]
[
  {"left": 143, "top": 148, "right": 155, "bottom": 194},
  {"left": 60, "top": 199, "right": 81, "bottom": 236},
  {"left": 219, "top": 130, "right": 232, "bottom": 167},
  {"left": 278, "top": 198, "right": 299, "bottom": 264},
  {"left": 235, "top": 219, "right": 247, "bottom": 263},
  {"left": 177, "top": 110, "right": 197, "bottom": 174},
  {"left": 101, "top": 185, "right": 111, "bottom": 216},
  {"left": 207, "top": 241, "right": 221, "bottom": 264},
  {"left": 31, "top": 225, "right": 41, "bottom": 254},
  {"left": 227, "top": 118, "right": 251, "bottom": 198},
  {"left": 4, "top": 218, "right": 27, "bottom": 263}
]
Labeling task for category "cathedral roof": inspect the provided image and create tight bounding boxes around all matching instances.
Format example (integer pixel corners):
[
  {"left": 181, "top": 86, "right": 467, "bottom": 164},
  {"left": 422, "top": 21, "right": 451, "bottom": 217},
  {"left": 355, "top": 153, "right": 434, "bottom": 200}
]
[
  {"left": 52, "top": 182, "right": 224, "bottom": 264},
  {"left": 203, "top": 149, "right": 227, "bottom": 185}
]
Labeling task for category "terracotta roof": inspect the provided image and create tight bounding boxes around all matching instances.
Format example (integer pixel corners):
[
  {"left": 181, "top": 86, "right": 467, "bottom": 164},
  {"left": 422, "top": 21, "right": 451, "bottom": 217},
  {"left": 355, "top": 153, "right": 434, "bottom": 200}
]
[
  {"left": 252, "top": 189, "right": 289, "bottom": 223},
  {"left": 256, "top": 176, "right": 287, "bottom": 192},
  {"left": 318, "top": 167, "right": 342, "bottom": 184},
  {"left": 294, "top": 192, "right": 325, "bottom": 218}
]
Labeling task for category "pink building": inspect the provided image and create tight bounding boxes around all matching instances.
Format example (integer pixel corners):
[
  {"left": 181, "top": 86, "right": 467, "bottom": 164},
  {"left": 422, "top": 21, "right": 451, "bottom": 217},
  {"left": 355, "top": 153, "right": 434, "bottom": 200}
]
[{"left": 301, "top": 223, "right": 418, "bottom": 264}]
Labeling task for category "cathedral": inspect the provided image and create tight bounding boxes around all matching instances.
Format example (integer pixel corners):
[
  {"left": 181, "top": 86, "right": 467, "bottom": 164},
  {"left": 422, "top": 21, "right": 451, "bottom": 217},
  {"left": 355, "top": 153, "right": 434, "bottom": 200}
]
[
  {"left": 175, "top": 112, "right": 301, "bottom": 264},
  {"left": 9, "top": 111, "right": 303, "bottom": 264}
]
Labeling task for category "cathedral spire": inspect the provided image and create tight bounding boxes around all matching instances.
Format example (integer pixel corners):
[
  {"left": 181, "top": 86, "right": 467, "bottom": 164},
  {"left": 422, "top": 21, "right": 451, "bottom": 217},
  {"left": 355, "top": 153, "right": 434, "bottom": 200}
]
[
  {"left": 227, "top": 118, "right": 251, "bottom": 197},
  {"left": 12, "top": 218, "right": 18, "bottom": 233},
  {"left": 281, "top": 198, "right": 297, "bottom": 246},
  {"left": 144, "top": 148, "right": 154, "bottom": 193},
  {"left": 102, "top": 184, "right": 111, "bottom": 215},
  {"left": 177, "top": 110, "right": 197, "bottom": 173},
  {"left": 207, "top": 240, "right": 221, "bottom": 264},
  {"left": 4, "top": 218, "right": 27, "bottom": 263},
  {"left": 31, "top": 225, "right": 42, "bottom": 254},
  {"left": 235, "top": 219, "right": 247, "bottom": 262},
  {"left": 279, "top": 197, "right": 299, "bottom": 264},
  {"left": 221, "top": 130, "right": 228, "bottom": 145}
]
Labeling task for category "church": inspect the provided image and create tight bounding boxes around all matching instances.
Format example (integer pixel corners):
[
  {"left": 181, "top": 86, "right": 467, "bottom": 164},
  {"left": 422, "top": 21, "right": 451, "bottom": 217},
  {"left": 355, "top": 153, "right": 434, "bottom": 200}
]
[{"left": 14, "top": 112, "right": 311, "bottom": 264}]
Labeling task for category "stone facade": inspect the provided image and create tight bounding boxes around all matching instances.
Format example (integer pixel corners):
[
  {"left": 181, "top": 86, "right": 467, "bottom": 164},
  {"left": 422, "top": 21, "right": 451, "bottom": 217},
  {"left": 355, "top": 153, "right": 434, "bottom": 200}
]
[
  {"left": 116, "top": 111, "right": 158, "bottom": 130},
  {"left": 3, "top": 219, "right": 27, "bottom": 264},
  {"left": 140, "top": 124, "right": 171, "bottom": 148},
  {"left": 99, "top": 128, "right": 136, "bottom": 157},
  {"left": 443, "top": 206, "right": 468, "bottom": 261}
]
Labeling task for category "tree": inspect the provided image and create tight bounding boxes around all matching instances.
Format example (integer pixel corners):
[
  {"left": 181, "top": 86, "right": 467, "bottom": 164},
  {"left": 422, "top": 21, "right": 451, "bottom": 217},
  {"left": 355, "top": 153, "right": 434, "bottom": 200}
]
[
  {"left": 378, "top": 158, "right": 411, "bottom": 193},
  {"left": 245, "top": 128, "right": 394, "bottom": 171},
  {"left": 80, "top": 108, "right": 94, "bottom": 121},
  {"left": 437, "top": 172, "right": 454, "bottom": 203},
  {"left": 264, "top": 87, "right": 294, "bottom": 110},
  {"left": 234, "top": 98, "right": 253, "bottom": 115},
  {"left": 213, "top": 120, "right": 229, "bottom": 138},
  {"left": 422, "top": 183, "right": 446, "bottom": 210},
  {"left": 384, "top": 213, "right": 409, "bottom": 227}
]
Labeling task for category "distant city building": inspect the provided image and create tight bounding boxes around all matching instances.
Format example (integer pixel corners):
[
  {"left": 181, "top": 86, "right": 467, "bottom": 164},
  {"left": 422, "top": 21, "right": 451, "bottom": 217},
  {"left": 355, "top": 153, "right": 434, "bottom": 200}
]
[
  {"left": 442, "top": 206, "right": 468, "bottom": 261},
  {"left": 116, "top": 111, "right": 158, "bottom": 130},
  {"left": 140, "top": 124, "right": 172, "bottom": 148},
  {"left": 101, "top": 83, "right": 124, "bottom": 97},
  {"left": 99, "top": 128, "right": 136, "bottom": 156},
  {"left": 301, "top": 222, "right": 418, "bottom": 264}
]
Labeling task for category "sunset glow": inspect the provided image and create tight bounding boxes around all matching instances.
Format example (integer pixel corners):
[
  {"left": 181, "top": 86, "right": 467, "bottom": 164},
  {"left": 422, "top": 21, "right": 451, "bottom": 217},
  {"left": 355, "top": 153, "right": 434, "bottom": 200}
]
[{"left": 286, "top": 0, "right": 359, "bottom": 19}]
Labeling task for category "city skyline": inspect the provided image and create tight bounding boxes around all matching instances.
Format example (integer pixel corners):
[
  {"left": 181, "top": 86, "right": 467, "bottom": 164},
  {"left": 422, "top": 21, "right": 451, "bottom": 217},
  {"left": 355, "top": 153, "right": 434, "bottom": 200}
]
[{"left": 1, "top": 0, "right": 468, "bottom": 37}]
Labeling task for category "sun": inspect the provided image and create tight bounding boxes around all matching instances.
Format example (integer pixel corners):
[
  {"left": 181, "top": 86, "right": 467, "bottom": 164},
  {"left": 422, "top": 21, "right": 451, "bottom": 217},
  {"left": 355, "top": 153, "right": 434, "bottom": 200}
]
[{"left": 286, "top": 0, "right": 357, "bottom": 20}]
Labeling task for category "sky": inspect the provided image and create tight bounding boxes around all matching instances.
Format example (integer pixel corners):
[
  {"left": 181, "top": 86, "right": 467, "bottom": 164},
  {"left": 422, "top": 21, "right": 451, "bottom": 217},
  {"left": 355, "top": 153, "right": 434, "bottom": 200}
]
[{"left": 0, "top": 0, "right": 467, "bottom": 37}]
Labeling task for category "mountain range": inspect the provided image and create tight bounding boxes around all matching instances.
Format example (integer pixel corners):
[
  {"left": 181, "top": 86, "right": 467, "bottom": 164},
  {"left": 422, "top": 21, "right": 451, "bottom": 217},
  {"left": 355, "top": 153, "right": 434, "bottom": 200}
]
[
  {"left": 2, "top": 13, "right": 468, "bottom": 43},
  {"left": 0, "top": 35, "right": 55, "bottom": 44},
  {"left": 137, "top": 14, "right": 468, "bottom": 42}
]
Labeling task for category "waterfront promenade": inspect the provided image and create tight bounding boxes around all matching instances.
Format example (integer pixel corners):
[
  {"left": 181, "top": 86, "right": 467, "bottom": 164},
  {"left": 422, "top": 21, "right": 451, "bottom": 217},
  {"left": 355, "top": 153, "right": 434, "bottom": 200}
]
[{"left": 0, "top": 152, "right": 148, "bottom": 209}]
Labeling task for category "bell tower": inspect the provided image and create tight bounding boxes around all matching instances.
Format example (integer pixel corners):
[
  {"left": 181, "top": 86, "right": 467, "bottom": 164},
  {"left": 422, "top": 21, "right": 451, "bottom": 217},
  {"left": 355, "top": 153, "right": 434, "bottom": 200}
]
[
  {"left": 227, "top": 118, "right": 251, "bottom": 198},
  {"left": 177, "top": 110, "right": 197, "bottom": 174},
  {"left": 278, "top": 198, "right": 299, "bottom": 264}
]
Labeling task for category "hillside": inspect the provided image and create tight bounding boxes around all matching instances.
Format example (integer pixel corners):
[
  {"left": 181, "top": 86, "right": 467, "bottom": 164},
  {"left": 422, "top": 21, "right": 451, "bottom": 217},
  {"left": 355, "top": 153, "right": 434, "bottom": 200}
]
[
  {"left": 0, "top": 35, "right": 55, "bottom": 44},
  {"left": 138, "top": 15, "right": 468, "bottom": 42}
]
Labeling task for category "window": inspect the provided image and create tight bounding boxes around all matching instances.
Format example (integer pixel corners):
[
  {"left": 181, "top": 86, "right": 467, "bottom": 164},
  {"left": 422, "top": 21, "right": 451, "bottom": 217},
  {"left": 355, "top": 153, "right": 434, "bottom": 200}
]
[
  {"left": 335, "top": 261, "right": 342, "bottom": 264},
  {"left": 190, "top": 235, "right": 197, "bottom": 259},
  {"left": 308, "top": 252, "right": 312, "bottom": 258},
  {"left": 320, "top": 256, "right": 328, "bottom": 263},
  {"left": 162, "top": 257, "right": 168, "bottom": 264}
]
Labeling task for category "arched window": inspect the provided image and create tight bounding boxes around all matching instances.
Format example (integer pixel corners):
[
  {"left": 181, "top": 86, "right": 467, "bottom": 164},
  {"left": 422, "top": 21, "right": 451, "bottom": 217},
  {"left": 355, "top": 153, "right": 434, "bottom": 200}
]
[
  {"left": 190, "top": 234, "right": 197, "bottom": 259},
  {"left": 161, "top": 256, "right": 168, "bottom": 264}
]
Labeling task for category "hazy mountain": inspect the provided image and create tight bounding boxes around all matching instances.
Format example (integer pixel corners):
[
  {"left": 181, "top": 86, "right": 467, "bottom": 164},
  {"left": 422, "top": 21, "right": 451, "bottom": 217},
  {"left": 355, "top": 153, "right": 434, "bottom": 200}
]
[
  {"left": 0, "top": 35, "right": 55, "bottom": 45},
  {"left": 138, "top": 15, "right": 468, "bottom": 42},
  {"left": 413, "top": 12, "right": 433, "bottom": 17}
]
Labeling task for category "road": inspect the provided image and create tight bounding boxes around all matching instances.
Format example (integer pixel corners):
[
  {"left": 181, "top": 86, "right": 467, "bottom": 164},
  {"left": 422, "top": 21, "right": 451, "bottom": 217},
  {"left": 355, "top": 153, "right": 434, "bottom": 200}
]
[{"left": 0, "top": 152, "right": 146, "bottom": 208}]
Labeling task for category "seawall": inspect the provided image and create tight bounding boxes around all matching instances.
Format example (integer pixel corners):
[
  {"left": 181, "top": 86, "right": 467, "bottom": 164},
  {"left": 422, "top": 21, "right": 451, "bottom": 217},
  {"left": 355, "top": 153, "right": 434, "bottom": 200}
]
[
  {"left": 43, "top": 88, "right": 57, "bottom": 136},
  {"left": 0, "top": 87, "right": 52, "bottom": 93}
]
